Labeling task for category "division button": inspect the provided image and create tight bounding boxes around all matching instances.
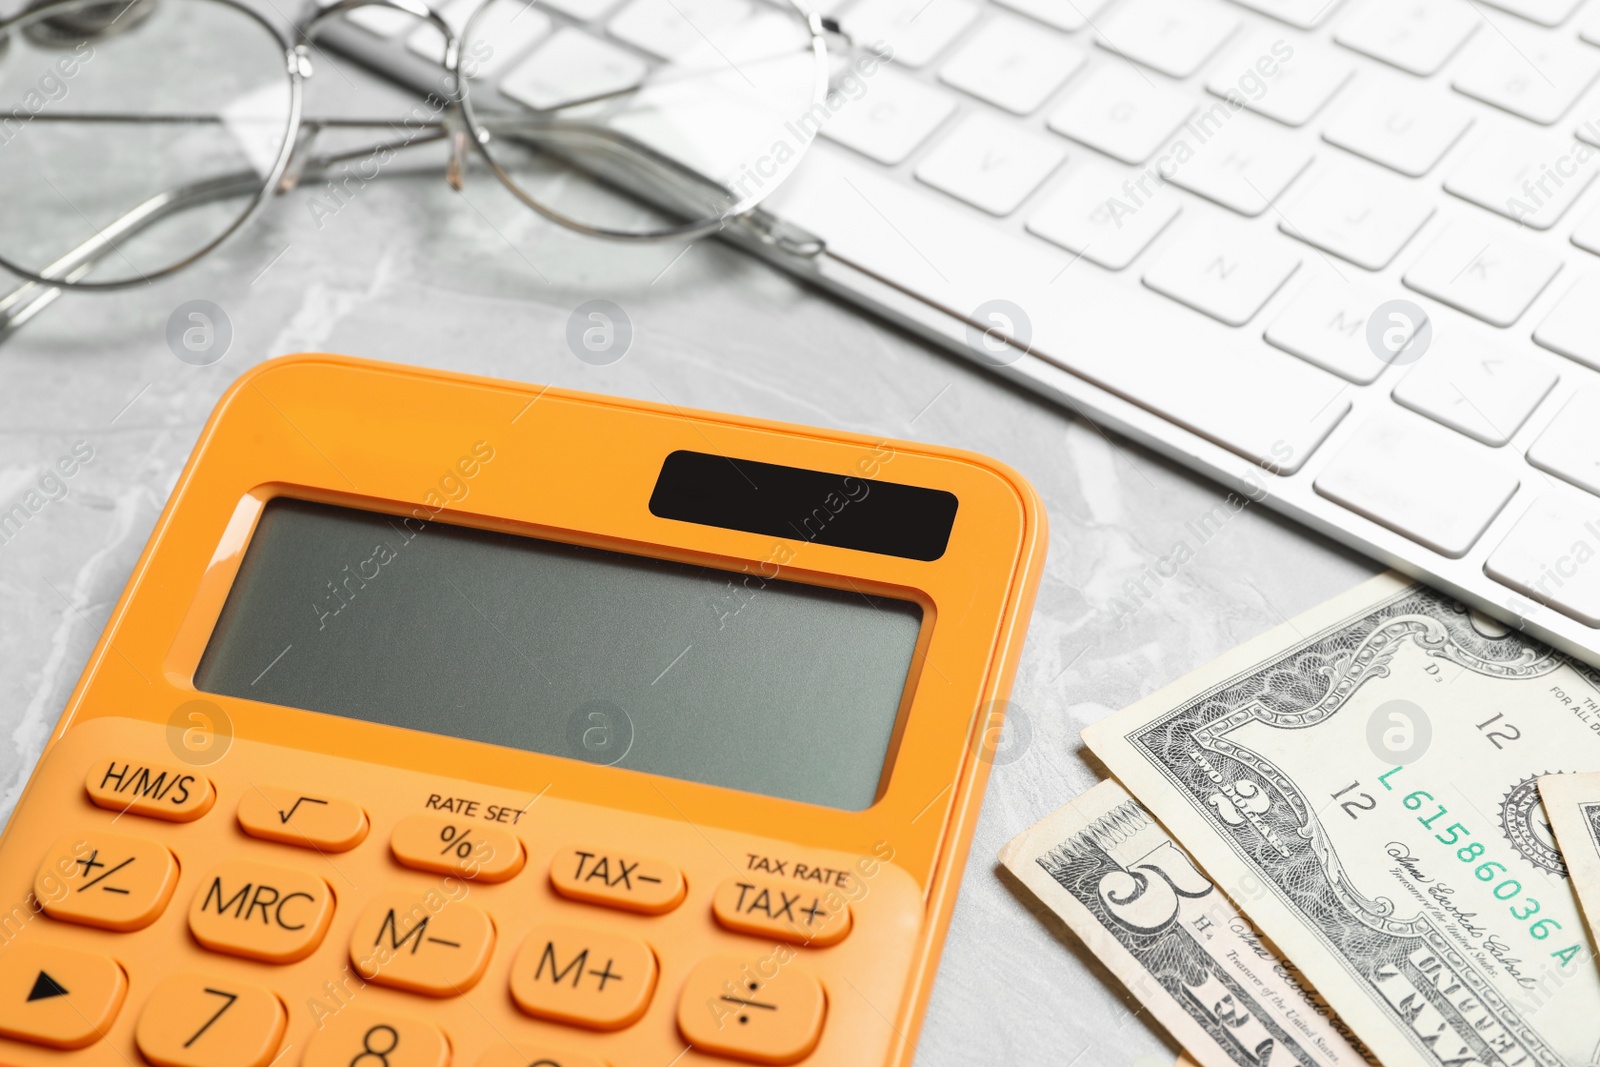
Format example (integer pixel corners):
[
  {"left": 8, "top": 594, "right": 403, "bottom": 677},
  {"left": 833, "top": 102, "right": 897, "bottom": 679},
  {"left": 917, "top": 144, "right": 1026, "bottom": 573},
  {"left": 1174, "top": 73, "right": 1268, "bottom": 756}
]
[
  {"left": 508, "top": 922, "right": 657, "bottom": 1031},
  {"left": 710, "top": 876, "right": 852, "bottom": 947},
  {"left": 134, "top": 974, "right": 287, "bottom": 1067},
  {"left": 390, "top": 814, "right": 525, "bottom": 883},
  {"left": 237, "top": 787, "right": 369, "bottom": 852},
  {"left": 677, "top": 954, "right": 826, "bottom": 1065},
  {"left": 35, "top": 831, "right": 179, "bottom": 932},
  {"left": 0, "top": 942, "right": 127, "bottom": 1049},
  {"left": 475, "top": 1044, "right": 606, "bottom": 1067},
  {"left": 349, "top": 891, "right": 496, "bottom": 996},
  {"left": 548, "top": 846, "right": 686, "bottom": 915},
  {"left": 85, "top": 758, "right": 215, "bottom": 822},
  {"left": 301, "top": 1009, "right": 450, "bottom": 1067},
  {"left": 187, "top": 859, "right": 334, "bottom": 964}
]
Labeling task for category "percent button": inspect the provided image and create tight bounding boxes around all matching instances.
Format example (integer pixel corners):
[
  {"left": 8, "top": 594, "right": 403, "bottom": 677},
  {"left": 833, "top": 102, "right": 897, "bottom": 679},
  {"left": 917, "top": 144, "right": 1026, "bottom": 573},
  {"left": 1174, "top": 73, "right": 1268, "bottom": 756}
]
[{"left": 389, "top": 814, "right": 525, "bottom": 883}]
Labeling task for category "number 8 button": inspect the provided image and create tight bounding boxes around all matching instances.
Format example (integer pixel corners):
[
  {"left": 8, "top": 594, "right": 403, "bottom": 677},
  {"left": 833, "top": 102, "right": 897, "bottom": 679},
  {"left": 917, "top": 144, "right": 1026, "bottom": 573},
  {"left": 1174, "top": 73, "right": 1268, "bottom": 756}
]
[{"left": 301, "top": 1009, "right": 449, "bottom": 1067}]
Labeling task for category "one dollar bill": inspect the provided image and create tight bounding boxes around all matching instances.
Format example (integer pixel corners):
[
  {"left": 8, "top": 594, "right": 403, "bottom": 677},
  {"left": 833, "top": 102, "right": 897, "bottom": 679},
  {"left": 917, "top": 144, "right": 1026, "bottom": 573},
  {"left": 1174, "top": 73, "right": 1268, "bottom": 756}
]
[
  {"left": 1000, "top": 779, "right": 1372, "bottom": 1067},
  {"left": 1539, "top": 772, "right": 1600, "bottom": 952},
  {"left": 1084, "top": 574, "right": 1600, "bottom": 1067}
]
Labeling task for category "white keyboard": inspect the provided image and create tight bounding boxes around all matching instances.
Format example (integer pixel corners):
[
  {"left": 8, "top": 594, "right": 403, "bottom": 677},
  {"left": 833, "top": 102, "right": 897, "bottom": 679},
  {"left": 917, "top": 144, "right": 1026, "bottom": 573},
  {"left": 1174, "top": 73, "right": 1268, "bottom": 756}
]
[{"left": 323, "top": 0, "right": 1600, "bottom": 665}]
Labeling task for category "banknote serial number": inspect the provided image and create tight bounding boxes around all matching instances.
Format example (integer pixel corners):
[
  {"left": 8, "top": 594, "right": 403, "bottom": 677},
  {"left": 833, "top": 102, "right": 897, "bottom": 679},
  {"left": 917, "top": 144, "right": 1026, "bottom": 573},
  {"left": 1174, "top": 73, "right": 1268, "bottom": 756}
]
[{"left": 1328, "top": 765, "right": 1582, "bottom": 968}]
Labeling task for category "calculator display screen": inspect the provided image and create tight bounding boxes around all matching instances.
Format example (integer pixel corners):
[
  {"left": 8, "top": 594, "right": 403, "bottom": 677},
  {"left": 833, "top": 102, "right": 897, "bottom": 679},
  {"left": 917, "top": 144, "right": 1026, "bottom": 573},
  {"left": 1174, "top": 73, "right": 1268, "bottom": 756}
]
[{"left": 195, "top": 499, "right": 923, "bottom": 810}]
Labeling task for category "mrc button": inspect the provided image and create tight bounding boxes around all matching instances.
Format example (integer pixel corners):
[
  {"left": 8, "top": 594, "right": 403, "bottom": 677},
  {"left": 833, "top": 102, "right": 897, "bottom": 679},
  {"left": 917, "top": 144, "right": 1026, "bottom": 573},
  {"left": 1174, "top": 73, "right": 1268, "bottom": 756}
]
[
  {"left": 188, "top": 860, "right": 334, "bottom": 964},
  {"left": 85, "top": 758, "right": 215, "bottom": 822},
  {"left": 711, "top": 876, "right": 851, "bottom": 947}
]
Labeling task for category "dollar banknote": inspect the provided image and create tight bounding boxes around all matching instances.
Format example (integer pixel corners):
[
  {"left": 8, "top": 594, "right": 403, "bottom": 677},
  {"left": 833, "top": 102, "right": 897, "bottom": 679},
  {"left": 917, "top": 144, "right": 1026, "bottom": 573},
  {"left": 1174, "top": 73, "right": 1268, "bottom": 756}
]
[
  {"left": 1084, "top": 574, "right": 1600, "bottom": 1067},
  {"left": 1539, "top": 773, "right": 1600, "bottom": 951},
  {"left": 999, "top": 779, "right": 1372, "bottom": 1067}
]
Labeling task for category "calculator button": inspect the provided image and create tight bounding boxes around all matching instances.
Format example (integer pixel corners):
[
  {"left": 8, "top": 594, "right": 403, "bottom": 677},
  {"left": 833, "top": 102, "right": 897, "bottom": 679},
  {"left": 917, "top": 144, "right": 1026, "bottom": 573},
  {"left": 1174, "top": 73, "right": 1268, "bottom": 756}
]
[
  {"left": 548, "top": 846, "right": 686, "bottom": 915},
  {"left": 349, "top": 891, "right": 496, "bottom": 996},
  {"left": 85, "top": 758, "right": 214, "bottom": 822},
  {"left": 35, "top": 831, "right": 178, "bottom": 931},
  {"left": 508, "top": 922, "right": 657, "bottom": 1031},
  {"left": 710, "top": 877, "right": 851, "bottom": 947},
  {"left": 676, "top": 954, "right": 826, "bottom": 1065},
  {"left": 134, "top": 974, "right": 287, "bottom": 1067},
  {"left": 476, "top": 1044, "right": 606, "bottom": 1067},
  {"left": 0, "top": 942, "right": 127, "bottom": 1049},
  {"left": 302, "top": 1009, "right": 450, "bottom": 1067},
  {"left": 390, "top": 814, "right": 525, "bottom": 883},
  {"left": 187, "top": 859, "right": 334, "bottom": 963},
  {"left": 237, "top": 787, "right": 369, "bottom": 852}
]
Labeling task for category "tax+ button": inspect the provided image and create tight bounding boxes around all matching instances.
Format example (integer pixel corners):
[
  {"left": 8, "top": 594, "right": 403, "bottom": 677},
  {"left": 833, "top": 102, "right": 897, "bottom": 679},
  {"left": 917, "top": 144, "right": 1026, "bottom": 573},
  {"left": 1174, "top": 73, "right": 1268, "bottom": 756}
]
[{"left": 711, "top": 876, "right": 851, "bottom": 947}]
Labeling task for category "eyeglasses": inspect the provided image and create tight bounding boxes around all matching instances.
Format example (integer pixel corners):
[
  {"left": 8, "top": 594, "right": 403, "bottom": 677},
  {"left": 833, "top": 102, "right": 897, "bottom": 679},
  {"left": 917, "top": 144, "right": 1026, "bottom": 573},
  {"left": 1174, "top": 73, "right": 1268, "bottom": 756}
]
[{"left": 0, "top": 0, "right": 840, "bottom": 333}]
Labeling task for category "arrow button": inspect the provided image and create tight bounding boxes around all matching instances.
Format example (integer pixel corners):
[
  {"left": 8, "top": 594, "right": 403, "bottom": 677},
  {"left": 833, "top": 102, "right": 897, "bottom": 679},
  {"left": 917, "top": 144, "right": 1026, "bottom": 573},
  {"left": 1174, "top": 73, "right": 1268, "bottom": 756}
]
[
  {"left": 27, "top": 971, "right": 68, "bottom": 1002},
  {"left": 0, "top": 942, "right": 126, "bottom": 1048}
]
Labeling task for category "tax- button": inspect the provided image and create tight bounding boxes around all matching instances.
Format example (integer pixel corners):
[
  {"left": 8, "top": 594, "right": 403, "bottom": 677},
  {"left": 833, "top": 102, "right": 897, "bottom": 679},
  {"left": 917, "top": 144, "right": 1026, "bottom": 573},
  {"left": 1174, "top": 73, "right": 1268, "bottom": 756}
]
[
  {"left": 508, "top": 922, "right": 657, "bottom": 1031},
  {"left": 302, "top": 1009, "right": 450, "bottom": 1067},
  {"left": 35, "top": 831, "right": 178, "bottom": 931},
  {"left": 711, "top": 876, "right": 852, "bottom": 947},
  {"left": 188, "top": 860, "right": 334, "bottom": 963},
  {"left": 85, "top": 758, "right": 214, "bottom": 822},
  {"left": 391, "top": 814, "right": 524, "bottom": 883},
  {"left": 677, "top": 954, "right": 826, "bottom": 1065},
  {"left": 349, "top": 891, "right": 496, "bottom": 996},
  {"left": 237, "top": 787, "right": 368, "bottom": 852},
  {"left": 0, "top": 941, "right": 127, "bottom": 1049},
  {"left": 135, "top": 974, "right": 287, "bottom": 1067},
  {"left": 549, "top": 846, "right": 685, "bottom": 915}
]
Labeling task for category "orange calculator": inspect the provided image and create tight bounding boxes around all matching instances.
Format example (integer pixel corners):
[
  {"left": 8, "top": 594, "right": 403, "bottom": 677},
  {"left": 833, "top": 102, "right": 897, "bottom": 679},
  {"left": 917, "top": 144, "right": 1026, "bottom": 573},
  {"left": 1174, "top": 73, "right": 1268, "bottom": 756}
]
[{"left": 0, "top": 355, "right": 1045, "bottom": 1067}]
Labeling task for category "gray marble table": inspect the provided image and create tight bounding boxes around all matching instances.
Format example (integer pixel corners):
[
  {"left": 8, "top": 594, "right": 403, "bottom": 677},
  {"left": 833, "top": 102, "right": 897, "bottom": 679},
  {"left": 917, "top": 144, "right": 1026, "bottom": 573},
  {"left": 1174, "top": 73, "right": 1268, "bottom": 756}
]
[{"left": 0, "top": 43, "right": 1378, "bottom": 1067}]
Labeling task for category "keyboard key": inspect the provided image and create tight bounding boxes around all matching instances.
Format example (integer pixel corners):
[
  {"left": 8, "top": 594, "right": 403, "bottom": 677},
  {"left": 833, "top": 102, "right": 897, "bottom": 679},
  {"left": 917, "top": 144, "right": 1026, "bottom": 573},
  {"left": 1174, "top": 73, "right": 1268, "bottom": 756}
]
[
  {"left": 135, "top": 975, "right": 286, "bottom": 1067},
  {"left": 236, "top": 786, "right": 368, "bottom": 852},
  {"left": 1404, "top": 221, "right": 1564, "bottom": 327},
  {"left": 993, "top": 0, "right": 1111, "bottom": 32},
  {"left": 712, "top": 874, "right": 853, "bottom": 945},
  {"left": 349, "top": 892, "right": 496, "bottom": 995},
  {"left": 820, "top": 67, "right": 955, "bottom": 164},
  {"left": 36, "top": 831, "right": 178, "bottom": 932},
  {"left": 1335, "top": 0, "right": 1478, "bottom": 77},
  {"left": 499, "top": 28, "right": 646, "bottom": 111},
  {"left": 1445, "top": 129, "right": 1600, "bottom": 230},
  {"left": 1265, "top": 276, "right": 1407, "bottom": 384},
  {"left": 678, "top": 955, "right": 826, "bottom": 1063},
  {"left": 1095, "top": 0, "right": 1240, "bottom": 78},
  {"left": 1027, "top": 155, "right": 1182, "bottom": 269},
  {"left": 509, "top": 923, "right": 658, "bottom": 1029},
  {"left": 916, "top": 114, "right": 1067, "bottom": 215},
  {"left": 1529, "top": 388, "right": 1600, "bottom": 496},
  {"left": 1165, "top": 113, "right": 1313, "bottom": 216},
  {"left": 1321, "top": 76, "right": 1473, "bottom": 178},
  {"left": 345, "top": 5, "right": 418, "bottom": 37},
  {"left": 0, "top": 942, "right": 126, "bottom": 1049},
  {"left": 938, "top": 15, "right": 1085, "bottom": 116},
  {"left": 768, "top": 145, "right": 1350, "bottom": 471},
  {"left": 188, "top": 860, "right": 335, "bottom": 964},
  {"left": 1223, "top": 0, "right": 1347, "bottom": 28},
  {"left": 302, "top": 1011, "right": 448, "bottom": 1067},
  {"left": 1277, "top": 160, "right": 1434, "bottom": 270},
  {"left": 540, "top": 0, "right": 623, "bottom": 19},
  {"left": 607, "top": 0, "right": 752, "bottom": 60},
  {"left": 85, "top": 757, "right": 214, "bottom": 822},
  {"left": 1392, "top": 338, "right": 1558, "bottom": 445},
  {"left": 548, "top": 845, "right": 687, "bottom": 914},
  {"left": 1314, "top": 409, "right": 1520, "bottom": 556},
  {"left": 1576, "top": 203, "right": 1600, "bottom": 256},
  {"left": 1535, "top": 274, "right": 1600, "bottom": 369},
  {"left": 842, "top": 0, "right": 981, "bottom": 68},
  {"left": 1452, "top": 27, "right": 1600, "bottom": 125},
  {"left": 1143, "top": 215, "right": 1301, "bottom": 326},
  {"left": 1048, "top": 62, "right": 1194, "bottom": 164},
  {"left": 1486, "top": 491, "right": 1600, "bottom": 627},
  {"left": 1205, "top": 31, "right": 1352, "bottom": 127},
  {"left": 390, "top": 813, "right": 526, "bottom": 882},
  {"left": 1477, "top": 0, "right": 1585, "bottom": 27},
  {"left": 407, "top": 0, "right": 551, "bottom": 74}
]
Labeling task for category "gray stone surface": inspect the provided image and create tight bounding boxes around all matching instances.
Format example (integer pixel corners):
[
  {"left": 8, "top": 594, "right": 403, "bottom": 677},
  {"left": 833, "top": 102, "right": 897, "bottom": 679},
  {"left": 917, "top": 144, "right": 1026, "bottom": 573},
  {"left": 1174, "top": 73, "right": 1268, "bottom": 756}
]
[{"left": 0, "top": 40, "right": 1378, "bottom": 1067}]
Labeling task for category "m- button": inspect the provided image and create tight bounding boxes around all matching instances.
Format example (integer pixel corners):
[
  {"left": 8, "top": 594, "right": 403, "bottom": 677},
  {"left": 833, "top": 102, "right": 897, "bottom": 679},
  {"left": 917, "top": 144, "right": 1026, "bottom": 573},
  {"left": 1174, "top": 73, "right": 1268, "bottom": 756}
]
[
  {"left": 349, "top": 891, "right": 496, "bottom": 995},
  {"left": 35, "top": 831, "right": 179, "bottom": 931},
  {"left": 508, "top": 922, "right": 657, "bottom": 1030},
  {"left": 188, "top": 860, "right": 334, "bottom": 963},
  {"left": 677, "top": 954, "right": 826, "bottom": 1065},
  {"left": 548, "top": 845, "right": 685, "bottom": 915},
  {"left": 0, "top": 942, "right": 127, "bottom": 1049},
  {"left": 711, "top": 876, "right": 851, "bottom": 947}
]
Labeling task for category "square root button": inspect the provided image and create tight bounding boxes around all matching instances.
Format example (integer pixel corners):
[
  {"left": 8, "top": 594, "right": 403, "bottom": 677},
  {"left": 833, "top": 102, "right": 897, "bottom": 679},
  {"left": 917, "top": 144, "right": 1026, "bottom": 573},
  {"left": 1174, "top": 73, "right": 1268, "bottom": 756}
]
[{"left": 677, "top": 954, "right": 826, "bottom": 1065}]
